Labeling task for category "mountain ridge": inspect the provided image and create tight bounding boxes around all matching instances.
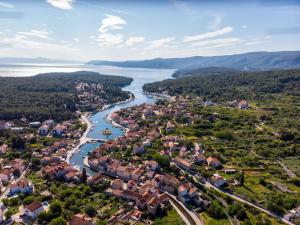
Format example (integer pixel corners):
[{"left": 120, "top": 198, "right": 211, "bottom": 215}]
[{"left": 86, "top": 51, "right": 300, "bottom": 71}]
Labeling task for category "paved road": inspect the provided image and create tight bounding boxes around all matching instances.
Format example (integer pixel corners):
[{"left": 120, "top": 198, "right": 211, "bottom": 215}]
[
  {"left": 167, "top": 193, "right": 204, "bottom": 225},
  {"left": 197, "top": 177, "right": 295, "bottom": 225},
  {"left": 169, "top": 151, "right": 295, "bottom": 225}
]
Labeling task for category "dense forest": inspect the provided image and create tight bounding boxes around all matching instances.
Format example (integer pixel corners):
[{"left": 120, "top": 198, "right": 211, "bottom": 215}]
[
  {"left": 0, "top": 71, "right": 133, "bottom": 122},
  {"left": 144, "top": 69, "right": 300, "bottom": 101}
]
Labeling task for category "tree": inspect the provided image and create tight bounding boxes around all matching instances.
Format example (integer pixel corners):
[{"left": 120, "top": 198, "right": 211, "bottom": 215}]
[
  {"left": 85, "top": 204, "right": 97, "bottom": 217},
  {"left": 49, "top": 200, "right": 63, "bottom": 218},
  {"left": 207, "top": 201, "right": 225, "bottom": 219},
  {"left": 81, "top": 168, "right": 87, "bottom": 183},
  {"left": 49, "top": 217, "right": 67, "bottom": 225},
  {"left": 11, "top": 135, "right": 26, "bottom": 149},
  {"left": 240, "top": 170, "right": 244, "bottom": 186}
]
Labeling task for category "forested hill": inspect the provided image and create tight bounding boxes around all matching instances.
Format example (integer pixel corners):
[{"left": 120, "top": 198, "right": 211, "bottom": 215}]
[
  {"left": 0, "top": 71, "right": 133, "bottom": 122},
  {"left": 172, "top": 67, "right": 240, "bottom": 78},
  {"left": 143, "top": 69, "right": 300, "bottom": 102},
  {"left": 87, "top": 51, "right": 300, "bottom": 71}
]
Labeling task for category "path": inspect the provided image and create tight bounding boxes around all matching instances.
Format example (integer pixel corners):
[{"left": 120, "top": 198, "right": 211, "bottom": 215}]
[
  {"left": 66, "top": 114, "right": 93, "bottom": 163},
  {"left": 277, "top": 160, "right": 297, "bottom": 178},
  {"left": 168, "top": 193, "right": 204, "bottom": 225}
]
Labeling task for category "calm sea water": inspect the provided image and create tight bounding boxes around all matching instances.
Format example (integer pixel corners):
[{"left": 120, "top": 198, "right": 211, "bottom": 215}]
[{"left": 0, "top": 63, "right": 174, "bottom": 174}]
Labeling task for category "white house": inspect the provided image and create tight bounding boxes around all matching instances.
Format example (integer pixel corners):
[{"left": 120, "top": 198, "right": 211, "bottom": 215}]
[
  {"left": 9, "top": 179, "right": 34, "bottom": 196},
  {"left": 0, "top": 121, "right": 12, "bottom": 130},
  {"left": 23, "top": 201, "right": 44, "bottom": 219},
  {"left": 211, "top": 174, "right": 227, "bottom": 187},
  {"left": 39, "top": 125, "right": 49, "bottom": 136}
]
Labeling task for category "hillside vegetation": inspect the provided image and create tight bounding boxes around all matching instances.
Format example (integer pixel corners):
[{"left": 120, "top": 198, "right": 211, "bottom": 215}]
[
  {"left": 143, "top": 69, "right": 300, "bottom": 102},
  {"left": 87, "top": 51, "right": 300, "bottom": 70},
  {"left": 0, "top": 71, "right": 132, "bottom": 121}
]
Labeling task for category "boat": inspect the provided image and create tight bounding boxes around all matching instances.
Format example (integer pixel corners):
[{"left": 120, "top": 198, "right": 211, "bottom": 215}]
[{"left": 102, "top": 128, "right": 112, "bottom": 136}]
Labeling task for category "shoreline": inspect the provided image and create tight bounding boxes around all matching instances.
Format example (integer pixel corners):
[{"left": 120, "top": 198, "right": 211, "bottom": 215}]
[
  {"left": 66, "top": 93, "right": 134, "bottom": 164},
  {"left": 143, "top": 91, "right": 171, "bottom": 100}
]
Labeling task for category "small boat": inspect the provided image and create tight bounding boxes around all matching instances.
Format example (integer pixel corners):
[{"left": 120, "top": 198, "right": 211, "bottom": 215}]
[{"left": 102, "top": 128, "right": 112, "bottom": 136}]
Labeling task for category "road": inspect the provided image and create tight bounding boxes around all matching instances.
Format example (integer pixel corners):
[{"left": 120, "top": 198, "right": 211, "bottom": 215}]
[
  {"left": 167, "top": 193, "right": 204, "bottom": 225},
  {"left": 198, "top": 177, "right": 295, "bottom": 225},
  {"left": 169, "top": 150, "right": 295, "bottom": 225},
  {"left": 66, "top": 114, "right": 93, "bottom": 163}
]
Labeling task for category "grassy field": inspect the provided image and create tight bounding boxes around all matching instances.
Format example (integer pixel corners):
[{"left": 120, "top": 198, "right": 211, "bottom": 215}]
[
  {"left": 282, "top": 158, "right": 300, "bottom": 177},
  {"left": 200, "top": 212, "right": 231, "bottom": 225},
  {"left": 154, "top": 208, "right": 185, "bottom": 225}
]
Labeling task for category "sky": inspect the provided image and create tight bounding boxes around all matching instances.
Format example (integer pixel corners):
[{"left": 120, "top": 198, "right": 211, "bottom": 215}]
[{"left": 0, "top": 0, "right": 299, "bottom": 61}]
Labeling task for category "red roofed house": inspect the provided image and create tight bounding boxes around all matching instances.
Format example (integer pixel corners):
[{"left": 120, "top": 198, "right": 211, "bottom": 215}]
[
  {"left": 9, "top": 179, "right": 33, "bottom": 196},
  {"left": 23, "top": 201, "right": 44, "bottom": 219},
  {"left": 207, "top": 157, "right": 222, "bottom": 168}
]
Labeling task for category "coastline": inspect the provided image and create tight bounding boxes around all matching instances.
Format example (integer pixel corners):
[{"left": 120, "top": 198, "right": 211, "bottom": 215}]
[
  {"left": 143, "top": 91, "right": 171, "bottom": 100},
  {"left": 66, "top": 93, "right": 134, "bottom": 164}
]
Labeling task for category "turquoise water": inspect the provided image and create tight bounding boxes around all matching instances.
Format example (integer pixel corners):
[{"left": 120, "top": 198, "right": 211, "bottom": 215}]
[
  {"left": 68, "top": 66, "right": 174, "bottom": 174},
  {"left": 0, "top": 64, "right": 174, "bottom": 175}
]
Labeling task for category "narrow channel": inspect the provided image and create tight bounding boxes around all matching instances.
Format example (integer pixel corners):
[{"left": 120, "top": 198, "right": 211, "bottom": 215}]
[{"left": 69, "top": 66, "right": 174, "bottom": 174}]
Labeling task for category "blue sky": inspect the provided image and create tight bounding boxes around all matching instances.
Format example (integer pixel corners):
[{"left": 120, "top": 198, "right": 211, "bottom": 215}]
[{"left": 0, "top": 0, "right": 299, "bottom": 61}]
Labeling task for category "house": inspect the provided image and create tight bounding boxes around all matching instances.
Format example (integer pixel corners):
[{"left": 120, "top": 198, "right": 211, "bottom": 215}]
[
  {"left": 166, "top": 121, "right": 175, "bottom": 132},
  {"left": 23, "top": 201, "right": 44, "bottom": 219},
  {"left": 174, "top": 157, "right": 195, "bottom": 172},
  {"left": 120, "top": 209, "right": 142, "bottom": 223},
  {"left": 207, "top": 157, "right": 222, "bottom": 168},
  {"left": 238, "top": 100, "right": 249, "bottom": 109},
  {"left": 29, "top": 122, "right": 41, "bottom": 128},
  {"left": 39, "top": 125, "right": 49, "bottom": 136},
  {"left": 178, "top": 183, "right": 198, "bottom": 205},
  {"left": 133, "top": 145, "right": 144, "bottom": 154},
  {"left": 111, "top": 179, "right": 124, "bottom": 190},
  {"left": 0, "top": 169, "right": 12, "bottom": 183},
  {"left": 9, "top": 179, "right": 33, "bottom": 196},
  {"left": 127, "top": 180, "right": 137, "bottom": 191},
  {"left": 68, "top": 214, "right": 93, "bottom": 225},
  {"left": 0, "top": 121, "right": 11, "bottom": 130},
  {"left": 88, "top": 173, "right": 104, "bottom": 185},
  {"left": 52, "top": 124, "right": 65, "bottom": 137},
  {"left": 146, "top": 161, "right": 159, "bottom": 171},
  {"left": 43, "top": 119, "right": 55, "bottom": 128},
  {"left": 0, "top": 144, "right": 8, "bottom": 155},
  {"left": 193, "top": 153, "right": 206, "bottom": 164},
  {"left": 143, "top": 139, "right": 152, "bottom": 147},
  {"left": 211, "top": 174, "right": 227, "bottom": 187}
]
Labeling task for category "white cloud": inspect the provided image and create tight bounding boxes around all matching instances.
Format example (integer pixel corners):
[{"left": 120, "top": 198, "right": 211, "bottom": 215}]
[
  {"left": 242, "top": 25, "right": 248, "bottom": 29},
  {"left": 183, "top": 27, "right": 233, "bottom": 43},
  {"left": 96, "top": 33, "right": 123, "bottom": 47},
  {"left": 46, "top": 0, "right": 73, "bottom": 10},
  {"left": 98, "top": 14, "right": 127, "bottom": 33},
  {"left": 0, "top": 1, "right": 14, "bottom": 8},
  {"left": 0, "top": 33, "right": 79, "bottom": 59},
  {"left": 18, "top": 29, "right": 51, "bottom": 39},
  {"left": 146, "top": 37, "right": 175, "bottom": 50},
  {"left": 125, "top": 36, "right": 145, "bottom": 46},
  {"left": 73, "top": 37, "right": 79, "bottom": 42},
  {"left": 191, "top": 37, "right": 241, "bottom": 47}
]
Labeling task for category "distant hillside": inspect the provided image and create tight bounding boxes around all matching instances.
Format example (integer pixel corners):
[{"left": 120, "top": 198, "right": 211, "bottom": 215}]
[
  {"left": 143, "top": 69, "right": 300, "bottom": 102},
  {"left": 87, "top": 51, "right": 300, "bottom": 71},
  {"left": 0, "top": 57, "right": 81, "bottom": 64},
  {"left": 172, "top": 67, "right": 240, "bottom": 78}
]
